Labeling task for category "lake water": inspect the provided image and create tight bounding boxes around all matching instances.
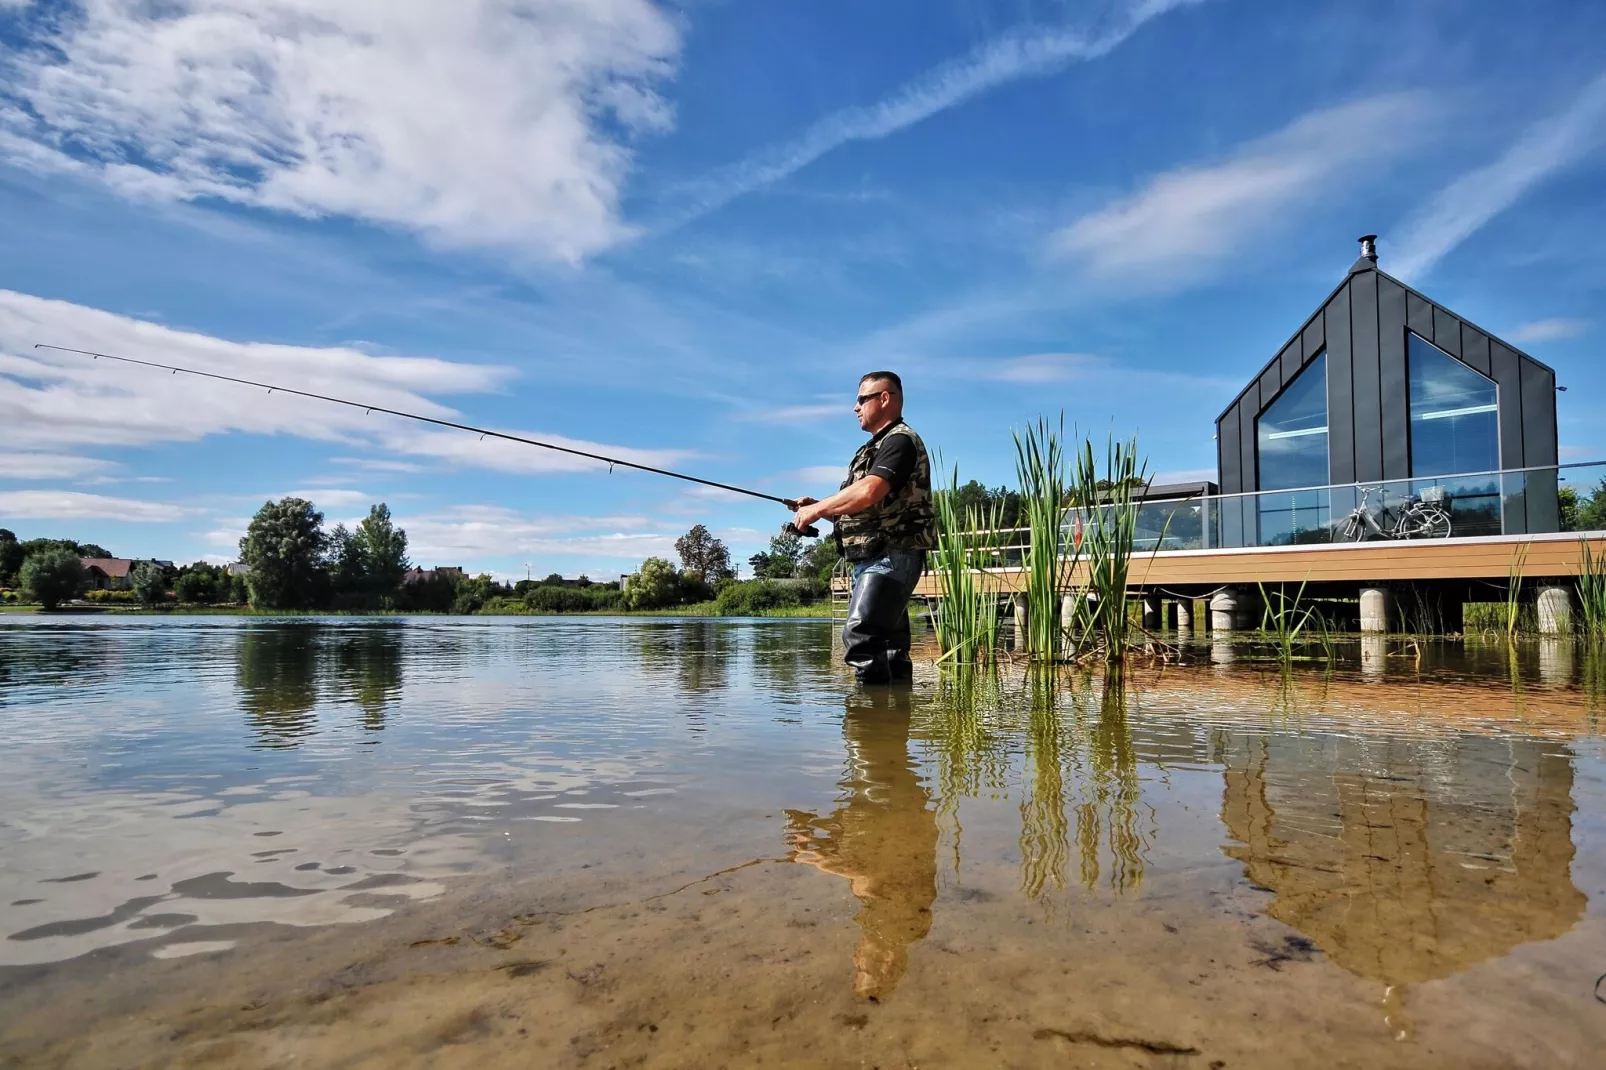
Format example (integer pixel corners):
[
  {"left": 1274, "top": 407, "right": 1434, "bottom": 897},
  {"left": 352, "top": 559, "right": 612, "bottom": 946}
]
[{"left": 1, "top": 616, "right": 1604, "bottom": 1068}]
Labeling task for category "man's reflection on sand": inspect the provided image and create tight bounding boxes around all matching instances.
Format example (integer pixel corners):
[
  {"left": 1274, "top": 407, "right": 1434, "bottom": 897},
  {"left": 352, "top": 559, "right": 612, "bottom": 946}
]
[
  {"left": 1220, "top": 731, "right": 1585, "bottom": 1037},
  {"left": 785, "top": 687, "right": 938, "bottom": 1000}
]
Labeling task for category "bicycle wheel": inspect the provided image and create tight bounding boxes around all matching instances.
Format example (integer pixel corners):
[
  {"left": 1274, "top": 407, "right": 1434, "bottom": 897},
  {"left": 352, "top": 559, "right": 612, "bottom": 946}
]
[
  {"left": 1337, "top": 515, "right": 1366, "bottom": 542},
  {"left": 1423, "top": 508, "right": 1452, "bottom": 538}
]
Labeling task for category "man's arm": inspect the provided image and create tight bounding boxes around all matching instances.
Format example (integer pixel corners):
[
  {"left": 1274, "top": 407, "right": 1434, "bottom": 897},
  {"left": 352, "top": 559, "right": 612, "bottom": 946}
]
[{"left": 791, "top": 476, "right": 892, "bottom": 531}]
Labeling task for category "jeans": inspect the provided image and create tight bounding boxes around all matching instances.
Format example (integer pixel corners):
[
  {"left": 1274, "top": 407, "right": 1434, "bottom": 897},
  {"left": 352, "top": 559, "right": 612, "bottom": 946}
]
[{"left": 843, "top": 550, "right": 924, "bottom": 683}]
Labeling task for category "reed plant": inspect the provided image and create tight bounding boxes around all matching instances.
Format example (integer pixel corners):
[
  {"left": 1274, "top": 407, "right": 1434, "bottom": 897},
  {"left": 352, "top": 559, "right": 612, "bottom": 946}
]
[
  {"left": 1012, "top": 417, "right": 1077, "bottom": 661},
  {"left": 1576, "top": 540, "right": 1606, "bottom": 643},
  {"left": 1065, "top": 433, "right": 1148, "bottom": 662},
  {"left": 1503, "top": 546, "right": 1529, "bottom": 643},
  {"left": 931, "top": 461, "right": 1007, "bottom": 664},
  {"left": 1257, "top": 579, "right": 1333, "bottom": 663}
]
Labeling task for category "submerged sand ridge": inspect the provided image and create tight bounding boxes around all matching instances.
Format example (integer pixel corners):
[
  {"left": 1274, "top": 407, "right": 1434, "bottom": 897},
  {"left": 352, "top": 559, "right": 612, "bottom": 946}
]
[{"left": 1, "top": 618, "right": 1604, "bottom": 1067}]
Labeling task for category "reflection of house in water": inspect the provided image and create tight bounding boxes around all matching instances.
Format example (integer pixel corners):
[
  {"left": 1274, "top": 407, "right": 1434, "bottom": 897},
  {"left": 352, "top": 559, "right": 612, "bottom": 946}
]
[
  {"left": 786, "top": 689, "right": 938, "bottom": 999},
  {"left": 1218, "top": 731, "right": 1585, "bottom": 988}
]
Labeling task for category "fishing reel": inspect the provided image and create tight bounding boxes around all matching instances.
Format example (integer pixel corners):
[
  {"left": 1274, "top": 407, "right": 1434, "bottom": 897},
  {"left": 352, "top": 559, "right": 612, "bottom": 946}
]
[{"left": 781, "top": 500, "right": 820, "bottom": 539}]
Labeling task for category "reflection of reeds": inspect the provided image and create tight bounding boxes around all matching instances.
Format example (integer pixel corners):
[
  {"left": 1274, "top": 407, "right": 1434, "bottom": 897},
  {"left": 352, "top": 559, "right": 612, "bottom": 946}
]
[
  {"left": 1019, "top": 668, "right": 1070, "bottom": 900},
  {"left": 928, "top": 665, "right": 1010, "bottom": 874},
  {"left": 1086, "top": 674, "right": 1146, "bottom": 894}
]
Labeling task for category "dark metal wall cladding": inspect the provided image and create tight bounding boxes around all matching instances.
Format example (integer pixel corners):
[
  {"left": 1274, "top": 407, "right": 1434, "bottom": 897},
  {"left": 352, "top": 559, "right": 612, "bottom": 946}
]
[{"left": 1214, "top": 265, "right": 1559, "bottom": 529}]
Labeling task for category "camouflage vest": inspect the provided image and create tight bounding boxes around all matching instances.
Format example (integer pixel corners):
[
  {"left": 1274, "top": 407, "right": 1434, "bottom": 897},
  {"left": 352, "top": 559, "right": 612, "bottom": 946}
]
[{"left": 834, "top": 420, "right": 937, "bottom": 561}]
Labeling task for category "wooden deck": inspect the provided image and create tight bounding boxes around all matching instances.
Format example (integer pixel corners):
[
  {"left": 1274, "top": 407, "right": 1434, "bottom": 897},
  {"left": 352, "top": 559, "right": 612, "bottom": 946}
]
[{"left": 899, "top": 531, "right": 1606, "bottom": 598}]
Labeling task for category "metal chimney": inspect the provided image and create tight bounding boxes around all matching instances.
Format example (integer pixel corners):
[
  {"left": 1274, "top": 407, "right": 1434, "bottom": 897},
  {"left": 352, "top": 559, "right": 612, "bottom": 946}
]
[{"left": 1357, "top": 234, "right": 1378, "bottom": 263}]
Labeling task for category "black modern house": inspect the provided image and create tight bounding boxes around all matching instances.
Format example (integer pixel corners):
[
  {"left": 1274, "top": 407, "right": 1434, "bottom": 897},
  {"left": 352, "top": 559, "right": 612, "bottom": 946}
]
[{"left": 1214, "top": 236, "right": 1559, "bottom": 546}]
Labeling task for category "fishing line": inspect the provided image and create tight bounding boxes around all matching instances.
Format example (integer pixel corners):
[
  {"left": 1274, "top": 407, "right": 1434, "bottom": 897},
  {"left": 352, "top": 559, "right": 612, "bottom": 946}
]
[{"left": 35, "top": 343, "right": 817, "bottom": 533}]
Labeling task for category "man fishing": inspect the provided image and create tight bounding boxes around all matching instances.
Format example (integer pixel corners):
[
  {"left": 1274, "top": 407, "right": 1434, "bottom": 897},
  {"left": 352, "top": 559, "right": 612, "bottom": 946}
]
[{"left": 790, "top": 371, "right": 936, "bottom": 685}]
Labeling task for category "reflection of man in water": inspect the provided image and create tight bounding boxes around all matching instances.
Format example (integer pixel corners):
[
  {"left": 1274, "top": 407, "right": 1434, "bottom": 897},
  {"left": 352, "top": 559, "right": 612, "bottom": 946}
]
[{"left": 785, "top": 687, "right": 938, "bottom": 999}]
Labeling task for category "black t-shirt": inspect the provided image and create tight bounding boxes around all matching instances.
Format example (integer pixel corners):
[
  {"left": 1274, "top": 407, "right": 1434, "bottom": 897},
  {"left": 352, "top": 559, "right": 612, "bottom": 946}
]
[{"left": 867, "top": 432, "right": 917, "bottom": 494}]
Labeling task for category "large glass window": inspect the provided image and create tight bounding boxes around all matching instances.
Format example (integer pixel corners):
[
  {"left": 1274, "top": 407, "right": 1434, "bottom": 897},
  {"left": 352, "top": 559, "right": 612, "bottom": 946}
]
[
  {"left": 1256, "top": 352, "right": 1329, "bottom": 544},
  {"left": 1408, "top": 333, "right": 1498, "bottom": 477},
  {"left": 1407, "top": 333, "right": 1501, "bottom": 536}
]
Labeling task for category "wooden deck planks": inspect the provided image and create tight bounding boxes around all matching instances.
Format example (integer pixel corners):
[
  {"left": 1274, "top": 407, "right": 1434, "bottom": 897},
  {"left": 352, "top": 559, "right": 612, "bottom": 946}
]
[{"left": 898, "top": 534, "right": 1606, "bottom": 597}]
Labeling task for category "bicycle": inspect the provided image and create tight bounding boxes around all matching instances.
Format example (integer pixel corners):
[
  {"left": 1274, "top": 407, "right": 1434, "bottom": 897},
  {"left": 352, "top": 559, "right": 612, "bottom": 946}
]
[{"left": 1336, "top": 484, "right": 1452, "bottom": 541}]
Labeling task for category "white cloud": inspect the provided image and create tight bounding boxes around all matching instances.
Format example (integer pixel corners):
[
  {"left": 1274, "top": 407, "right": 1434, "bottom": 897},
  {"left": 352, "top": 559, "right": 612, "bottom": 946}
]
[
  {"left": 736, "top": 402, "right": 849, "bottom": 423},
  {"left": 0, "top": 289, "right": 694, "bottom": 475},
  {"left": 0, "top": 0, "right": 681, "bottom": 260},
  {"left": 788, "top": 465, "right": 847, "bottom": 486},
  {"left": 659, "top": 0, "right": 1200, "bottom": 227},
  {"left": 1509, "top": 318, "right": 1590, "bottom": 344},
  {"left": 1050, "top": 94, "right": 1434, "bottom": 286},
  {"left": 1391, "top": 73, "right": 1606, "bottom": 281},
  {"left": 0, "top": 451, "right": 115, "bottom": 480},
  {"left": 1150, "top": 468, "right": 1215, "bottom": 485},
  {"left": 273, "top": 488, "right": 374, "bottom": 510},
  {"left": 0, "top": 489, "right": 186, "bottom": 521},
  {"left": 985, "top": 353, "right": 1103, "bottom": 383},
  {"left": 397, "top": 504, "right": 675, "bottom": 563}
]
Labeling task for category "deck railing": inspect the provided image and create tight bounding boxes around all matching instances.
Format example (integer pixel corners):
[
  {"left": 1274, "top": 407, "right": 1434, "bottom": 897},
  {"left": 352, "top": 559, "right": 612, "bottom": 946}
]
[{"left": 946, "top": 461, "right": 1606, "bottom": 561}]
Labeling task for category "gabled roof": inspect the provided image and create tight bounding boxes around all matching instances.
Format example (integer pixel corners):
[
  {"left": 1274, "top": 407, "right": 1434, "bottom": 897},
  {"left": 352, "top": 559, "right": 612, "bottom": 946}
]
[
  {"left": 81, "top": 557, "right": 134, "bottom": 577},
  {"left": 1216, "top": 257, "right": 1556, "bottom": 424}
]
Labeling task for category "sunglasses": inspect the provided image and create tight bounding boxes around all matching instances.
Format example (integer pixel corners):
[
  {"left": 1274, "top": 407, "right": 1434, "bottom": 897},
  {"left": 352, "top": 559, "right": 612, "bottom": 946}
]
[{"left": 855, "top": 390, "right": 887, "bottom": 406}]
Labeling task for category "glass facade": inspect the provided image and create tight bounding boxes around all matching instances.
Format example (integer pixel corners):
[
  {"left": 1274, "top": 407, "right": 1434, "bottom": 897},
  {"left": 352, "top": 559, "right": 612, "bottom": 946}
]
[
  {"left": 1408, "top": 333, "right": 1499, "bottom": 477},
  {"left": 1408, "top": 333, "right": 1501, "bottom": 536},
  {"left": 1255, "top": 352, "right": 1330, "bottom": 544}
]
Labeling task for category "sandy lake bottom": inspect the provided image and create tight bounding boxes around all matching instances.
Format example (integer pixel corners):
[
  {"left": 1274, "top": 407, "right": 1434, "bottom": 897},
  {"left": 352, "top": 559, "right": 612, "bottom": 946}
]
[{"left": 2, "top": 616, "right": 1604, "bottom": 1068}]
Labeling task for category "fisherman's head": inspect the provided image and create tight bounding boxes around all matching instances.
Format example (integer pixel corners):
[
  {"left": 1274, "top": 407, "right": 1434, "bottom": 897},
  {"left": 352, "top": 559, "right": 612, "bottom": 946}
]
[{"left": 855, "top": 370, "right": 903, "bottom": 433}]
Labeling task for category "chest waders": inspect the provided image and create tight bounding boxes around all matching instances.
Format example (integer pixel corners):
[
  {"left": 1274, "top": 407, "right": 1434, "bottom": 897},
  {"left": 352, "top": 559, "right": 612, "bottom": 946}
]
[{"left": 835, "top": 422, "right": 936, "bottom": 684}]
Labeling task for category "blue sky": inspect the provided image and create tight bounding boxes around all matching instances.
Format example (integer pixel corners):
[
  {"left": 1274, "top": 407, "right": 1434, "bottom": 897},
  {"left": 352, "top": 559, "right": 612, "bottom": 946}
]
[{"left": 0, "top": 0, "right": 1603, "bottom": 579}]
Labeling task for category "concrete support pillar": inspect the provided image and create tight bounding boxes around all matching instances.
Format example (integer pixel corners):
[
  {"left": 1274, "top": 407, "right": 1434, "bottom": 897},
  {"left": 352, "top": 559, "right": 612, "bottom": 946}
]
[
  {"left": 1209, "top": 587, "right": 1239, "bottom": 632},
  {"left": 1360, "top": 635, "right": 1387, "bottom": 678},
  {"left": 1537, "top": 585, "right": 1573, "bottom": 637},
  {"left": 1360, "top": 586, "right": 1392, "bottom": 634},
  {"left": 1012, "top": 593, "right": 1030, "bottom": 652},
  {"left": 1141, "top": 593, "right": 1162, "bottom": 631},
  {"left": 1060, "top": 593, "right": 1077, "bottom": 639},
  {"left": 1210, "top": 637, "right": 1235, "bottom": 665},
  {"left": 1175, "top": 598, "right": 1192, "bottom": 631}
]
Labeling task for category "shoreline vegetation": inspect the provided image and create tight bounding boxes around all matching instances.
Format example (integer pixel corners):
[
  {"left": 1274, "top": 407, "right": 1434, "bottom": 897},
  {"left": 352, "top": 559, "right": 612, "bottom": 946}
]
[
  {"left": 1, "top": 508, "right": 843, "bottom": 618},
  {"left": 0, "top": 603, "right": 836, "bottom": 619}
]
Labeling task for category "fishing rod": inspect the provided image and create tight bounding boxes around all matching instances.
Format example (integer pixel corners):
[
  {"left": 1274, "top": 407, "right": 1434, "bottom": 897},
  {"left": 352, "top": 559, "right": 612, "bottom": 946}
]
[{"left": 35, "top": 343, "right": 820, "bottom": 535}]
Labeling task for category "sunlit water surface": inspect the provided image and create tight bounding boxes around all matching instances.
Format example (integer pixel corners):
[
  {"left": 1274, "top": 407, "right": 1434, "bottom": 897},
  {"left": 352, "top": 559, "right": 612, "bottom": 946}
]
[{"left": 1, "top": 617, "right": 1604, "bottom": 1068}]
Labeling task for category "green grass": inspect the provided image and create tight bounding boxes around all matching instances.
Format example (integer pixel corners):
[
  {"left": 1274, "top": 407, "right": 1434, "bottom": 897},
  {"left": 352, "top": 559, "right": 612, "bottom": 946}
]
[
  {"left": 1577, "top": 539, "right": 1606, "bottom": 642},
  {"left": 931, "top": 458, "right": 1007, "bottom": 664},
  {"left": 1014, "top": 416, "right": 1075, "bottom": 661}
]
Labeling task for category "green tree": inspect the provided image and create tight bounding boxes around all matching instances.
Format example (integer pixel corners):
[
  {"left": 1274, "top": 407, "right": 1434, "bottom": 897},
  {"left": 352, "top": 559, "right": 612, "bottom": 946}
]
[
  {"left": 798, "top": 537, "right": 840, "bottom": 582},
  {"left": 675, "top": 524, "right": 735, "bottom": 582},
  {"left": 544, "top": 572, "right": 565, "bottom": 585},
  {"left": 21, "top": 549, "right": 87, "bottom": 609},
  {"left": 130, "top": 561, "right": 167, "bottom": 606},
  {"left": 622, "top": 557, "right": 685, "bottom": 609},
  {"left": 239, "top": 498, "right": 329, "bottom": 610},
  {"left": 751, "top": 530, "right": 803, "bottom": 579},
  {"left": 174, "top": 562, "right": 226, "bottom": 603},
  {"left": 356, "top": 503, "right": 410, "bottom": 599},
  {"left": 19, "top": 538, "right": 112, "bottom": 560},
  {"left": 451, "top": 573, "right": 504, "bottom": 614},
  {"left": 327, "top": 523, "right": 367, "bottom": 599},
  {"left": 1577, "top": 478, "right": 1606, "bottom": 532},
  {"left": 0, "top": 528, "right": 21, "bottom": 586}
]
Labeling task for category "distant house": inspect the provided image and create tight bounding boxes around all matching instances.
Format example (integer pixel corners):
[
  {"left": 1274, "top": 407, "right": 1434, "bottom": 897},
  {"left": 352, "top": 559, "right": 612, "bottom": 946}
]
[
  {"left": 81, "top": 558, "right": 133, "bottom": 591},
  {"left": 402, "top": 566, "right": 465, "bottom": 585},
  {"left": 227, "top": 562, "right": 251, "bottom": 577}
]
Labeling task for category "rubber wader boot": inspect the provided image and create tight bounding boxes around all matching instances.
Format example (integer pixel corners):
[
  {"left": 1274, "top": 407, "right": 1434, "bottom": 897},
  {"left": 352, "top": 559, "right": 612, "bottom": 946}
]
[{"left": 844, "top": 571, "right": 915, "bottom": 685}]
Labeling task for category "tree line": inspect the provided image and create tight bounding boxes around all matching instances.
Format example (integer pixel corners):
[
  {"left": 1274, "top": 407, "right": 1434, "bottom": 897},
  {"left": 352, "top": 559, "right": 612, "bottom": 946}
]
[{"left": 1, "top": 509, "right": 844, "bottom": 615}]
